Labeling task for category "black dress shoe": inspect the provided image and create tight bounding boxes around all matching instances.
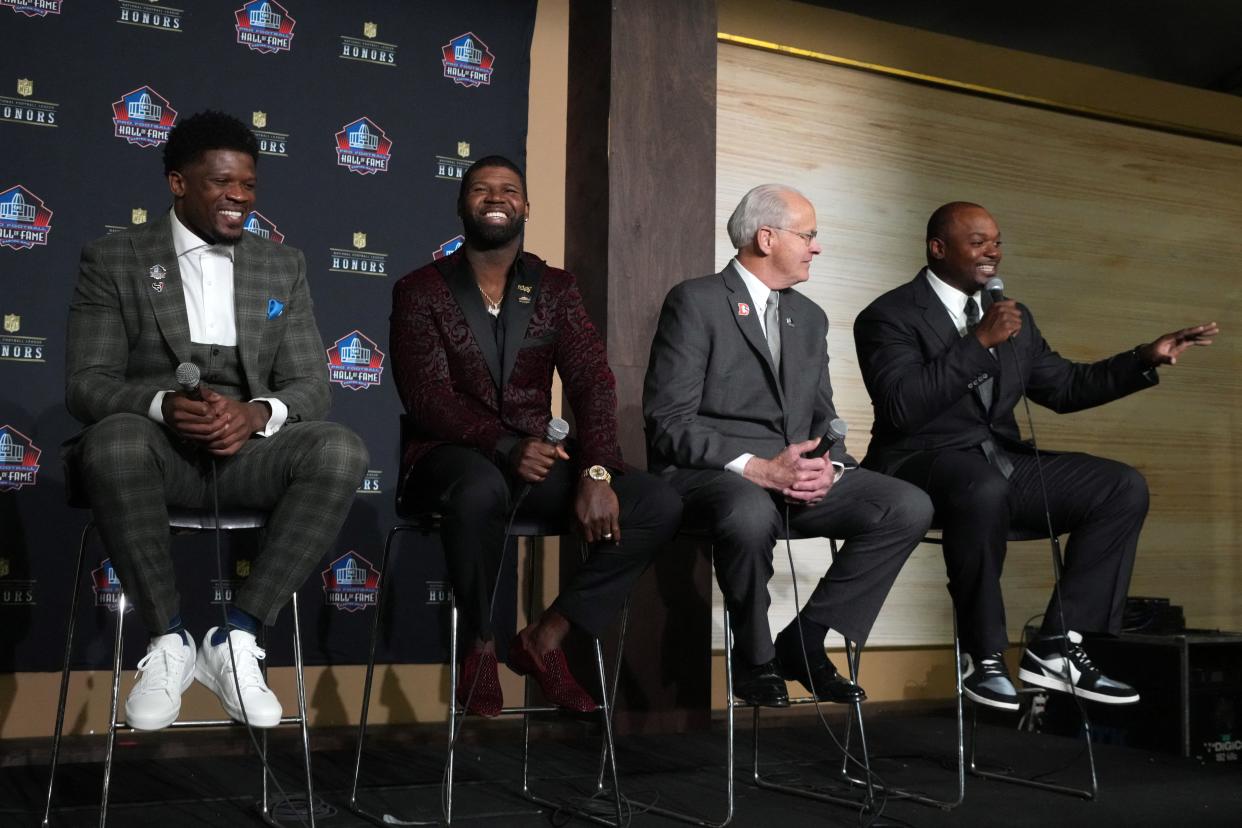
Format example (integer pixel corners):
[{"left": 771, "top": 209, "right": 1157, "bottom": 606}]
[
  {"left": 777, "top": 649, "right": 866, "bottom": 704},
  {"left": 731, "top": 658, "right": 790, "bottom": 708}
]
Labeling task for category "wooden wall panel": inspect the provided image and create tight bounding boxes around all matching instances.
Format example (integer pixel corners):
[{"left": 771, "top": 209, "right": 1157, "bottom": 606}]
[{"left": 715, "top": 42, "right": 1242, "bottom": 647}]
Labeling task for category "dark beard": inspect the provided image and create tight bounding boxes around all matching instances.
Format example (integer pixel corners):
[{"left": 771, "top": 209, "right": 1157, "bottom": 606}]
[{"left": 462, "top": 213, "right": 523, "bottom": 250}]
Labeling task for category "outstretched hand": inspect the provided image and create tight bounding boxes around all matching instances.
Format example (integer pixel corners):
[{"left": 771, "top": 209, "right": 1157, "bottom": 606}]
[{"left": 1137, "top": 322, "right": 1218, "bottom": 367}]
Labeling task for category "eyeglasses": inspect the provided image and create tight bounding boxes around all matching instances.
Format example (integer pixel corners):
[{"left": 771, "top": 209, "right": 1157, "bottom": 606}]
[{"left": 765, "top": 226, "right": 818, "bottom": 245}]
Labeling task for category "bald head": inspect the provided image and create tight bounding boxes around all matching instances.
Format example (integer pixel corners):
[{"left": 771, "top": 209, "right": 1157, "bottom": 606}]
[{"left": 925, "top": 202, "right": 1002, "bottom": 293}]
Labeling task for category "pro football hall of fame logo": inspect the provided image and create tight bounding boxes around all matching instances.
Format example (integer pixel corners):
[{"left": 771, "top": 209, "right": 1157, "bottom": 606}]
[
  {"left": 326, "top": 330, "right": 385, "bottom": 390},
  {"left": 0, "top": 185, "right": 52, "bottom": 250},
  {"left": 334, "top": 117, "right": 393, "bottom": 175},
  {"left": 441, "top": 32, "right": 495, "bottom": 88},
  {"left": 111, "top": 86, "right": 178, "bottom": 148},
  {"left": 321, "top": 551, "right": 380, "bottom": 612},
  {"left": 234, "top": 0, "right": 295, "bottom": 54}
]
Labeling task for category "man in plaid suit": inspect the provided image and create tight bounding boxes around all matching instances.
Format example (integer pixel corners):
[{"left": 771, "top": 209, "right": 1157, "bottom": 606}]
[{"left": 64, "top": 111, "right": 367, "bottom": 731}]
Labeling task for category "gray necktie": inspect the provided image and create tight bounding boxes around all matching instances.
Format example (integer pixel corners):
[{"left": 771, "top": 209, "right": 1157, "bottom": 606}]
[{"left": 764, "top": 291, "right": 781, "bottom": 371}]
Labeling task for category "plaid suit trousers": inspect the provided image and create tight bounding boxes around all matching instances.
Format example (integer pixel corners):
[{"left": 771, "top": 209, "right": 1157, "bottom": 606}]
[{"left": 73, "top": 413, "right": 368, "bottom": 631}]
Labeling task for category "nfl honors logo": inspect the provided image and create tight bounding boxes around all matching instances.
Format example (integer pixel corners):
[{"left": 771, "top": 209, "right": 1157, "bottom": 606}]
[
  {"left": 251, "top": 110, "right": 289, "bottom": 158},
  {"left": 329, "top": 232, "right": 387, "bottom": 276},
  {"left": 435, "top": 140, "right": 472, "bottom": 180},
  {"left": 132, "top": 207, "right": 147, "bottom": 225},
  {"left": 2, "top": 78, "right": 59, "bottom": 128},
  {"left": 341, "top": 20, "right": 396, "bottom": 66},
  {"left": 0, "top": 556, "right": 36, "bottom": 607},
  {"left": 0, "top": 312, "right": 47, "bottom": 363},
  {"left": 116, "top": 0, "right": 182, "bottom": 32}
]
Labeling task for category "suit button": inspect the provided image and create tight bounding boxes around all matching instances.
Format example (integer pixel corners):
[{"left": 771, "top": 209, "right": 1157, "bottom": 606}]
[{"left": 212, "top": 348, "right": 220, "bottom": 356}]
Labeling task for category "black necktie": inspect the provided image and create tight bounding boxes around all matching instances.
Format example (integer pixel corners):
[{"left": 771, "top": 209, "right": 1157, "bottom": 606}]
[{"left": 964, "top": 296, "right": 1013, "bottom": 478}]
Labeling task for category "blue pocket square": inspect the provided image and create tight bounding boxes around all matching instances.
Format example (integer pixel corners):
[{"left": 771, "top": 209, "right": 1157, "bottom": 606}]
[{"left": 267, "top": 298, "right": 285, "bottom": 320}]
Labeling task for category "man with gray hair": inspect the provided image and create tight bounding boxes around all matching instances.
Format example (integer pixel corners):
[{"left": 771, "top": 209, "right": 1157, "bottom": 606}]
[{"left": 643, "top": 184, "right": 932, "bottom": 707}]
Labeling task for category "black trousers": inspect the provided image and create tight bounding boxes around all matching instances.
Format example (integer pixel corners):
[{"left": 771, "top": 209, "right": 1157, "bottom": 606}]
[
  {"left": 893, "top": 447, "right": 1148, "bottom": 657},
  {"left": 666, "top": 467, "right": 933, "bottom": 666},
  {"left": 405, "top": 444, "right": 682, "bottom": 642}
]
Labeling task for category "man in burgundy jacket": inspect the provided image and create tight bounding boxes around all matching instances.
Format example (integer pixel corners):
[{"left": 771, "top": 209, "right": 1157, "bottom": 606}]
[{"left": 389, "top": 155, "right": 682, "bottom": 716}]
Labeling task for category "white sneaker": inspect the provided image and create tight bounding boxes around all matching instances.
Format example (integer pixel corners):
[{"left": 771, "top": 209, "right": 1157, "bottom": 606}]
[
  {"left": 125, "top": 632, "right": 196, "bottom": 731},
  {"left": 194, "top": 627, "right": 283, "bottom": 728}
]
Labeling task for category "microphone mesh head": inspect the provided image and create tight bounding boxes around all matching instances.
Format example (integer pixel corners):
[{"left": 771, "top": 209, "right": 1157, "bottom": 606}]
[
  {"left": 175, "top": 362, "right": 200, "bottom": 389},
  {"left": 985, "top": 277, "right": 1005, "bottom": 295},
  {"left": 827, "top": 417, "right": 848, "bottom": 442},
  {"left": 545, "top": 417, "right": 570, "bottom": 445}
]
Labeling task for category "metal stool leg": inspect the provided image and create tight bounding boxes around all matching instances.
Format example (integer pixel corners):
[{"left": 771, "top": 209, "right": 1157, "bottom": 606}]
[
  {"left": 42, "top": 522, "right": 91, "bottom": 827},
  {"left": 99, "top": 592, "right": 128, "bottom": 828},
  {"left": 968, "top": 681, "right": 1098, "bottom": 799},
  {"left": 290, "top": 591, "right": 316, "bottom": 827},
  {"left": 838, "top": 628, "right": 966, "bottom": 810},
  {"left": 641, "top": 599, "right": 735, "bottom": 827}
]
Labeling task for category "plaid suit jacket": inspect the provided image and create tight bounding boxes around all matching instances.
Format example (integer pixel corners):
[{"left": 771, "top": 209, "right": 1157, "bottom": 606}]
[{"left": 65, "top": 212, "right": 329, "bottom": 428}]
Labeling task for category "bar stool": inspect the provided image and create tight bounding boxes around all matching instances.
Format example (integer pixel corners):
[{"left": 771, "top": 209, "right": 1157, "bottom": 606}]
[
  {"left": 348, "top": 511, "right": 623, "bottom": 826},
  {"left": 618, "top": 530, "right": 874, "bottom": 826},
  {"left": 42, "top": 508, "right": 316, "bottom": 828},
  {"left": 912, "top": 526, "right": 1098, "bottom": 801}
]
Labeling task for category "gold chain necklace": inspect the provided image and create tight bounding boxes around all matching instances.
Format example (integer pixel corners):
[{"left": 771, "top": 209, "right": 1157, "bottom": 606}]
[{"left": 477, "top": 283, "right": 503, "bottom": 317}]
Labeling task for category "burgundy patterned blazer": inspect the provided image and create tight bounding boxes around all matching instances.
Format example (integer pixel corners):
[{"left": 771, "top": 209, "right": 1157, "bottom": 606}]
[{"left": 390, "top": 250, "right": 624, "bottom": 490}]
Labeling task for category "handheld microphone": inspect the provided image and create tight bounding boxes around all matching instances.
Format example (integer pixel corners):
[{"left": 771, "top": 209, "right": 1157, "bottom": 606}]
[
  {"left": 543, "top": 416, "right": 570, "bottom": 446},
  {"left": 803, "top": 417, "right": 847, "bottom": 459},
  {"left": 175, "top": 361, "right": 203, "bottom": 401},
  {"left": 985, "top": 276, "right": 1005, "bottom": 304}
]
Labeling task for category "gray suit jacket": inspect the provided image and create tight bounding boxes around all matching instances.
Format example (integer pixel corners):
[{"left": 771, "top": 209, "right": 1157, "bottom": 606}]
[
  {"left": 643, "top": 262, "right": 855, "bottom": 474},
  {"left": 65, "top": 212, "right": 329, "bottom": 429}
]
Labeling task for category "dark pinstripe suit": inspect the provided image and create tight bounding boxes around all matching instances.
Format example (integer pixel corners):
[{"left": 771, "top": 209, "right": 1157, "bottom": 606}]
[{"left": 64, "top": 214, "right": 367, "bottom": 631}]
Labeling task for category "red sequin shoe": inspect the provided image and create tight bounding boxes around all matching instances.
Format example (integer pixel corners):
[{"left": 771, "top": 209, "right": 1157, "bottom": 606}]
[
  {"left": 456, "top": 648, "right": 503, "bottom": 717},
  {"left": 508, "top": 635, "right": 599, "bottom": 713}
]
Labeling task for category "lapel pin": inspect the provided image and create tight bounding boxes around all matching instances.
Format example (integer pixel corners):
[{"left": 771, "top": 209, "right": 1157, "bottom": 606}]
[
  {"left": 737, "top": 302, "right": 750, "bottom": 316},
  {"left": 148, "top": 264, "right": 167, "bottom": 282},
  {"left": 517, "top": 295, "right": 531, "bottom": 304},
  {"left": 517, "top": 284, "right": 532, "bottom": 293},
  {"left": 785, "top": 317, "right": 794, "bottom": 326},
  {"left": 152, "top": 281, "right": 164, "bottom": 293},
  {"left": 267, "top": 298, "right": 285, "bottom": 320}
]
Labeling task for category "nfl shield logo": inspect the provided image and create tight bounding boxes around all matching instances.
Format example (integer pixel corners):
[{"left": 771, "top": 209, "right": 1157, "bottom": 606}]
[
  {"left": 363, "top": 21, "right": 377, "bottom": 38},
  {"left": 252, "top": 111, "right": 267, "bottom": 129},
  {"left": 131, "top": 208, "right": 147, "bottom": 225},
  {"left": 352, "top": 232, "right": 367, "bottom": 250},
  {"left": 0, "top": 558, "right": 8, "bottom": 578},
  {"left": 17, "top": 79, "right": 33, "bottom": 97},
  {"left": 236, "top": 560, "right": 251, "bottom": 577},
  {"left": 3, "top": 315, "right": 19, "bottom": 334},
  {"left": 457, "top": 141, "right": 470, "bottom": 158}
]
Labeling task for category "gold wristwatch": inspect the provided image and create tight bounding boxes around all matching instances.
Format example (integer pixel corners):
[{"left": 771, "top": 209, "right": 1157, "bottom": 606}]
[{"left": 584, "top": 464, "right": 612, "bottom": 484}]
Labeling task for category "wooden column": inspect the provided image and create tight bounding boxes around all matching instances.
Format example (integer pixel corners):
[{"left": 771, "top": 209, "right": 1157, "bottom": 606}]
[{"left": 564, "top": 0, "right": 718, "bottom": 732}]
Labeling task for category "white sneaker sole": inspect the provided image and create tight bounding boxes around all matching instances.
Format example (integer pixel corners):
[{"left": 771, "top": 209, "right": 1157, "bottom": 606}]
[
  {"left": 962, "top": 684, "right": 1020, "bottom": 711},
  {"left": 1017, "top": 667, "right": 1140, "bottom": 705},
  {"left": 194, "top": 662, "right": 282, "bottom": 727}
]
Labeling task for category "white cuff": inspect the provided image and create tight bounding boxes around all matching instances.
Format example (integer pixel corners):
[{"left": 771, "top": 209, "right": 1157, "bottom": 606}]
[
  {"left": 251, "top": 397, "right": 287, "bottom": 437},
  {"left": 726, "top": 453, "right": 755, "bottom": 475},
  {"left": 148, "top": 389, "right": 170, "bottom": 424}
]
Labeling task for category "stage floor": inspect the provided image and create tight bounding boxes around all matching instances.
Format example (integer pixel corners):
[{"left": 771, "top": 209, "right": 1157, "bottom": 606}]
[{"left": 7, "top": 708, "right": 1239, "bottom": 827}]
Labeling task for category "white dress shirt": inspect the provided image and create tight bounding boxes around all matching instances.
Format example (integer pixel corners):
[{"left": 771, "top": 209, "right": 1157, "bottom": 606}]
[
  {"left": 925, "top": 268, "right": 994, "bottom": 355},
  {"left": 725, "top": 258, "right": 844, "bottom": 481},
  {"left": 146, "top": 209, "right": 287, "bottom": 436}
]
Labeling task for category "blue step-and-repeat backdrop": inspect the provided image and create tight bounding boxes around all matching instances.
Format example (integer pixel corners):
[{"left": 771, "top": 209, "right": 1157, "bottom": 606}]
[{"left": 0, "top": 0, "right": 536, "bottom": 671}]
